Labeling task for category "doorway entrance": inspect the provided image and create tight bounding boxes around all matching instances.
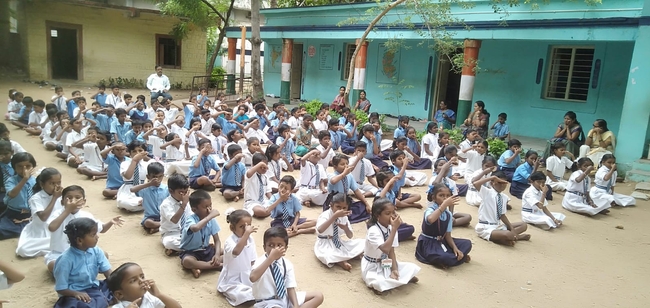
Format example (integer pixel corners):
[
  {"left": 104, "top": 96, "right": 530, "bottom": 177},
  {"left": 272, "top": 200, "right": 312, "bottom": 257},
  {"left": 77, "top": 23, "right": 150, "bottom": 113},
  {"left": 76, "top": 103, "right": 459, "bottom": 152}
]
[
  {"left": 46, "top": 22, "right": 83, "bottom": 80},
  {"left": 430, "top": 51, "right": 462, "bottom": 120},
  {"left": 290, "top": 43, "right": 304, "bottom": 100}
]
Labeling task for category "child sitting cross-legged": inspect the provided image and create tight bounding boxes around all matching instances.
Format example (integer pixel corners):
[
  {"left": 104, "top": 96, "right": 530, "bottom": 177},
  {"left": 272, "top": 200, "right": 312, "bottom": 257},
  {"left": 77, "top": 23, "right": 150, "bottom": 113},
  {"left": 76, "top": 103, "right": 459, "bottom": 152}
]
[
  {"left": 180, "top": 190, "right": 223, "bottom": 278},
  {"left": 324, "top": 153, "right": 372, "bottom": 224},
  {"left": 221, "top": 144, "right": 247, "bottom": 202},
  {"left": 314, "top": 194, "right": 364, "bottom": 271},
  {"left": 188, "top": 139, "right": 222, "bottom": 191},
  {"left": 267, "top": 175, "right": 316, "bottom": 238},
  {"left": 295, "top": 149, "right": 328, "bottom": 207},
  {"left": 250, "top": 227, "right": 324, "bottom": 307},
  {"left": 243, "top": 153, "right": 273, "bottom": 218},
  {"left": 102, "top": 142, "right": 128, "bottom": 200},
  {"left": 217, "top": 209, "right": 257, "bottom": 306},
  {"left": 130, "top": 162, "right": 169, "bottom": 234},
  {"left": 159, "top": 174, "right": 191, "bottom": 256},
  {"left": 107, "top": 262, "right": 181, "bottom": 308},
  {"left": 116, "top": 141, "right": 150, "bottom": 212}
]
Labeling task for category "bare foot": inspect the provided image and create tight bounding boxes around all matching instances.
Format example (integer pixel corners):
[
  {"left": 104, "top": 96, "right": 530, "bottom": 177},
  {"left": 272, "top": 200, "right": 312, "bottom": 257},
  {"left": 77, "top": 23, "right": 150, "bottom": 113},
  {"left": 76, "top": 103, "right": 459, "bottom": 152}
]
[
  {"left": 600, "top": 209, "right": 610, "bottom": 214},
  {"left": 414, "top": 203, "right": 423, "bottom": 209},
  {"left": 203, "top": 185, "right": 216, "bottom": 192},
  {"left": 148, "top": 228, "right": 159, "bottom": 234},
  {"left": 91, "top": 176, "right": 97, "bottom": 181},
  {"left": 233, "top": 196, "right": 240, "bottom": 202},
  {"left": 405, "top": 235, "right": 416, "bottom": 241},
  {"left": 337, "top": 261, "right": 352, "bottom": 271},
  {"left": 465, "top": 255, "right": 471, "bottom": 262},
  {"left": 164, "top": 249, "right": 175, "bottom": 256},
  {"left": 517, "top": 234, "right": 531, "bottom": 241},
  {"left": 191, "top": 268, "right": 201, "bottom": 278},
  {"left": 409, "top": 276, "right": 419, "bottom": 283},
  {"left": 287, "top": 230, "right": 298, "bottom": 237},
  {"left": 507, "top": 204, "right": 512, "bottom": 210},
  {"left": 506, "top": 240, "right": 516, "bottom": 246}
]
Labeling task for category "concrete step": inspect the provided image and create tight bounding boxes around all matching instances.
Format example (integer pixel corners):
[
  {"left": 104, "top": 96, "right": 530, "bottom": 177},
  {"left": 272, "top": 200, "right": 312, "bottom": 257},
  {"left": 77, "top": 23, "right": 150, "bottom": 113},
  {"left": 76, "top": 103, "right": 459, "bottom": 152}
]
[
  {"left": 625, "top": 169, "right": 650, "bottom": 183},
  {"left": 630, "top": 159, "right": 650, "bottom": 173}
]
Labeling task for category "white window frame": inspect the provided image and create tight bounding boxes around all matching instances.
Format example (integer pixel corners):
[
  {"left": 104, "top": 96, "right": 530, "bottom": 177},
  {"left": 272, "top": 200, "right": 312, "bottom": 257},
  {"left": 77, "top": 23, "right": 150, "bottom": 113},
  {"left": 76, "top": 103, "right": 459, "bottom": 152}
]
[
  {"left": 544, "top": 46, "right": 595, "bottom": 102},
  {"left": 341, "top": 43, "right": 357, "bottom": 80}
]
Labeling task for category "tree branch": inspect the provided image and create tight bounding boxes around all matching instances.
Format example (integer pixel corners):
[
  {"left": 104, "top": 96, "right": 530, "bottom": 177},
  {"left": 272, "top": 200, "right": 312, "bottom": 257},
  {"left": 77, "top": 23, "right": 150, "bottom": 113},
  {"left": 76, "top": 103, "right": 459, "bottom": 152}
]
[{"left": 200, "top": 0, "right": 226, "bottom": 22}]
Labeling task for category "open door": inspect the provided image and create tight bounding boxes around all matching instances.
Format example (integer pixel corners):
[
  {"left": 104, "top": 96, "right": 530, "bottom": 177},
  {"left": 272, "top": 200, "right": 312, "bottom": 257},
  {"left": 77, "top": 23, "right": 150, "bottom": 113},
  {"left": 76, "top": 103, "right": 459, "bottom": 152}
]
[
  {"left": 290, "top": 43, "right": 303, "bottom": 100},
  {"left": 431, "top": 51, "right": 461, "bottom": 119},
  {"left": 47, "top": 22, "right": 83, "bottom": 80}
]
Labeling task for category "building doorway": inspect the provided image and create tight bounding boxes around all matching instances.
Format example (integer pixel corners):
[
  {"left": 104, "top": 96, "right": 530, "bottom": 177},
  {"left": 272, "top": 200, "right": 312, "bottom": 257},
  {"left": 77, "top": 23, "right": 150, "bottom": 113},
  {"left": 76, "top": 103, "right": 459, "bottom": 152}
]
[
  {"left": 290, "top": 43, "right": 303, "bottom": 100},
  {"left": 430, "top": 51, "right": 462, "bottom": 121},
  {"left": 47, "top": 22, "right": 82, "bottom": 80}
]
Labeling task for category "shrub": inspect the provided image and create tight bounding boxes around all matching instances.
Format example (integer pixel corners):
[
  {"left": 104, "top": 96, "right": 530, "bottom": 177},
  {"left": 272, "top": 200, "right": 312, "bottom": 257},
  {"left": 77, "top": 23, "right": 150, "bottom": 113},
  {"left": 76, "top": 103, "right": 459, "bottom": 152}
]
[
  {"left": 416, "top": 130, "right": 426, "bottom": 142},
  {"left": 487, "top": 138, "right": 508, "bottom": 158},
  {"left": 447, "top": 127, "right": 464, "bottom": 145},
  {"left": 300, "top": 99, "right": 324, "bottom": 117},
  {"left": 210, "top": 66, "right": 227, "bottom": 89},
  {"left": 329, "top": 110, "right": 341, "bottom": 120}
]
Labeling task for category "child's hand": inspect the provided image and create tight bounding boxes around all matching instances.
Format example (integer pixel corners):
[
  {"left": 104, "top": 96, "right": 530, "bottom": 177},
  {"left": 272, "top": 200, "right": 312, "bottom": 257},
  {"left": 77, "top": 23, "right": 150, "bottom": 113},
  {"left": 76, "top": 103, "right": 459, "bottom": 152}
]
[
  {"left": 111, "top": 216, "right": 124, "bottom": 227},
  {"left": 74, "top": 292, "right": 91, "bottom": 303},
  {"left": 514, "top": 147, "right": 521, "bottom": 155},
  {"left": 585, "top": 165, "right": 594, "bottom": 174},
  {"left": 542, "top": 184, "right": 549, "bottom": 195},
  {"left": 182, "top": 191, "right": 190, "bottom": 206},
  {"left": 52, "top": 185, "right": 63, "bottom": 199},
  {"left": 534, "top": 157, "right": 541, "bottom": 167},
  {"left": 257, "top": 162, "right": 268, "bottom": 169},
  {"left": 390, "top": 269, "right": 399, "bottom": 280},
  {"left": 390, "top": 213, "right": 402, "bottom": 229},
  {"left": 441, "top": 196, "right": 460, "bottom": 210},
  {"left": 279, "top": 189, "right": 291, "bottom": 201},
  {"left": 209, "top": 209, "right": 220, "bottom": 218},
  {"left": 554, "top": 219, "right": 562, "bottom": 226},
  {"left": 334, "top": 209, "right": 351, "bottom": 218},
  {"left": 125, "top": 298, "right": 142, "bottom": 308},
  {"left": 244, "top": 224, "right": 258, "bottom": 236},
  {"left": 142, "top": 279, "right": 159, "bottom": 296},
  {"left": 133, "top": 152, "right": 148, "bottom": 162},
  {"left": 149, "top": 177, "right": 162, "bottom": 186},
  {"left": 201, "top": 146, "right": 212, "bottom": 156},
  {"left": 611, "top": 163, "right": 617, "bottom": 171},
  {"left": 268, "top": 246, "right": 285, "bottom": 261},
  {"left": 343, "top": 165, "right": 354, "bottom": 175},
  {"left": 454, "top": 249, "right": 464, "bottom": 261},
  {"left": 234, "top": 153, "right": 244, "bottom": 161}
]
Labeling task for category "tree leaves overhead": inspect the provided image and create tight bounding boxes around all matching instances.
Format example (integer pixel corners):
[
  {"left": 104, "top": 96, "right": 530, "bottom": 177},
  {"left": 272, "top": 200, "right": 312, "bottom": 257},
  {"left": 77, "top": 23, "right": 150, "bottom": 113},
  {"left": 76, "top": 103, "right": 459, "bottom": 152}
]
[{"left": 153, "top": 0, "right": 231, "bottom": 38}]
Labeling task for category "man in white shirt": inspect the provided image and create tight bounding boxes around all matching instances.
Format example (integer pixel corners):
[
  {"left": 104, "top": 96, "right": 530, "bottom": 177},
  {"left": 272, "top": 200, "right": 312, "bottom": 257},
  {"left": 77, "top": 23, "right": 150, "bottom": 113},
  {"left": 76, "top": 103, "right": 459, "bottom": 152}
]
[{"left": 147, "top": 65, "right": 172, "bottom": 103}]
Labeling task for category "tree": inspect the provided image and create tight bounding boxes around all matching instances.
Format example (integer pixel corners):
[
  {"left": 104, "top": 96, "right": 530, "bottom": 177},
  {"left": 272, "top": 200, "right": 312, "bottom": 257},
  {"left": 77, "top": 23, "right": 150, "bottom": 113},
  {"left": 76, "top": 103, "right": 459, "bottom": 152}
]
[
  {"left": 251, "top": 0, "right": 264, "bottom": 97},
  {"left": 154, "top": 0, "right": 237, "bottom": 75}
]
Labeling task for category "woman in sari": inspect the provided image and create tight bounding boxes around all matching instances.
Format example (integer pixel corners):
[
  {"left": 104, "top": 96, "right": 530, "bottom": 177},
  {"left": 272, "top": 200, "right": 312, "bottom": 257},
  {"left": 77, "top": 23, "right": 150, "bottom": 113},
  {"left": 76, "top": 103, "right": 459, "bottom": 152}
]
[
  {"left": 331, "top": 86, "right": 347, "bottom": 112},
  {"left": 579, "top": 119, "right": 615, "bottom": 166},
  {"left": 542, "top": 111, "right": 584, "bottom": 159},
  {"left": 434, "top": 101, "right": 456, "bottom": 130},
  {"left": 463, "top": 100, "right": 489, "bottom": 139}
]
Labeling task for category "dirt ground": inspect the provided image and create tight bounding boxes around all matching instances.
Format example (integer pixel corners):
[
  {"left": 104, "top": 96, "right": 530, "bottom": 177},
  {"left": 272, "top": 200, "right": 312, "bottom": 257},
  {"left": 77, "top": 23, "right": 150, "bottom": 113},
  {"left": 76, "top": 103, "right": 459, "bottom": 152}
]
[{"left": 0, "top": 80, "right": 649, "bottom": 308}]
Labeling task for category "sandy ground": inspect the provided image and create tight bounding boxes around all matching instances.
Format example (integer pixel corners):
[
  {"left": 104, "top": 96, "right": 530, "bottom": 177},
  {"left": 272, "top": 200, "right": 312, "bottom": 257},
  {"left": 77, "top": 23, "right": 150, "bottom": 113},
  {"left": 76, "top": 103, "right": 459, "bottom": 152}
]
[{"left": 1, "top": 80, "right": 649, "bottom": 308}]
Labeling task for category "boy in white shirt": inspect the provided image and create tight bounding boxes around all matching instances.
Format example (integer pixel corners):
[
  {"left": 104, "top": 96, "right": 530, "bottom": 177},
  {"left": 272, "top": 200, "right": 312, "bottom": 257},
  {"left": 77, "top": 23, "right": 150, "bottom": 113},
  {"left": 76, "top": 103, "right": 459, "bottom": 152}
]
[
  {"left": 243, "top": 153, "right": 273, "bottom": 218},
  {"left": 209, "top": 124, "right": 227, "bottom": 164},
  {"left": 200, "top": 109, "right": 215, "bottom": 136},
  {"left": 296, "top": 149, "right": 328, "bottom": 207},
  {"left": 348, "top": 142, "right": 379, "bottom": 197},
  {"left": 25, "top": 99, "right": 48, "bottom": 136},
  {"left": 65, "top": 118, "right": 87, "bottom": 168},
  {"left": 315, "top": 131, "right": 334, "bottom": 172},
  {"left": 105, "top": 85, "right": 123, "bottom": 108},
  {"left": 159, "top": 174, "right": 191, "bottom": 255}
]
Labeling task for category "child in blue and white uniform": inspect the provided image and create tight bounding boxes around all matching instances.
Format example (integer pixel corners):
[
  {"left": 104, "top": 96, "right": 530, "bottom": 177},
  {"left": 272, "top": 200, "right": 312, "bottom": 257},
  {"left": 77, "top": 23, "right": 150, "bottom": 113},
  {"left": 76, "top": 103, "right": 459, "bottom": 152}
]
[{"left": 0, "top": 152, "right": 37, "bottom": 239}]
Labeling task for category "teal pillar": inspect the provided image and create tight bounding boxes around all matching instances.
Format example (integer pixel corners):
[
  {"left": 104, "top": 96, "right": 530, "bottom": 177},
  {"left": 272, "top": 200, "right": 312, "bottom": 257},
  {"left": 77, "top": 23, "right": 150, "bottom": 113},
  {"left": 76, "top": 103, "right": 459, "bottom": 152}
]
[
  {"left": 280, "top": 38, "right": 293, "bottom": 104},
  {"left": 226, "top": 38, "right": 237, "bottom": 95},
  {"left": 616, "top": 21, "right": 650, "bottom": 172}
]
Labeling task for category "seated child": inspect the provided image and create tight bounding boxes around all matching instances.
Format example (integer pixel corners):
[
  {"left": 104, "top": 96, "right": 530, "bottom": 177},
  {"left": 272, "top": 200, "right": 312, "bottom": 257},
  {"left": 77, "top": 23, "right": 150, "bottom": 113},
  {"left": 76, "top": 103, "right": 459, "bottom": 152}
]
[
  {"left": 264, "top": 144, "right": 283, "bottom": 192},
  {"left": 250, "top": 227, "right": 324, "bottom": 307},
  {"left": 41, "top": 108, "right": 60, "bottom": 151},
  {"left": 362, "top": 198, "right": 420, "bottom": 293},
  {"left": 0, "top": 140, "right": 13, "bottom": 211},
  {"left": 458, "top": 140, "right": 488, "bottom": 182},
  {"left": 24, "top": 99, "right": 48, "bottom": 135},
  {"left": 295, "top": 114, "right": 314, "bottom": 157},
  {"left": 10, "top": 96, "right": 32, "bottom": 128},
  {"left": 315, "top": 131, "right": 334, "bottom": 171},
  {"left": 349, "top": 141, "right": 380, "bottom": 197},
  {"left": 0, "top": 258, "right": 25, "bottom": 290},
  {"left": 314, "top": 194, "right": 364, "bottom": 271},
  {"left": 522, "top": 171, "right": 566, "bottom": 230},
  {"left": 466, "top": 156, "right": 497, "bottom": 207},
  {"left": 430, "top": 158, "right": 471, "bottom": 226},
  {"left": 510, "top": 150, "right": 552, "bottom": 200},
  {"left": 388, "top": 150, "right": 423, "bottom": 209},
  {"left": 244, "top": 117, "right": 271, "bottom": 145},
  {"left": 130, "top": 162, "right": 169, "bottom": 234},
  {"left": 102, "top": 143, "right": 128, "bottom": 199},
  {"left": 497, "top": 139, "right": 522, "bottom": 182},
  {"left": 221, "top": 145, "right": 246, "bottom": 202},
  {"left": 209, "top": 123, "right": 227, "bottom": 164},
  {"left": 474, "top": 171, "right": 531, "bottom": 246},
  {"left": 244, "top": 153, "right": 273, "bottom": 218},
  {"left": 491, "top": 112, "right": 510, "bottom": 140},
  {"left": 159, "top": 174, "right": 191, "bottom": 255},
  {"left": 0, "top": 152, "right": 37, "bottom": 239},
  {"left": 590, "top": 154, "right": 636, "bottom": 208},
  {"left": 296, "top": 149, "right": 328, "bottom": 207},
  {"left": 562, "top": 158, "right": 610, "bottom": 216},
  {"left": 276, "top": 124, "right": 300, "bottom": 171},
  {"left": 242, "top": 137, "right": 263, "bottom": 167},
  {"left": 116, "top": 141, "right": 150, "bottom": 212},
  {"left": 217, "top": 209, "right": 257, "bottom": 306},
  {"left": 360, "top": 125, "right": 388, "bottom": 169},
  {"left": 180, "top": 190, "right": 223, "bottom": 278},
  {"left": 15, "top": 168, "right": 62, "bottom": 258},
  {"left": 110, "top": 108, "right": 132, "bottom": 143},
  {"left": 267, "top": 175, "right": 316, "bottom": 237},
  {"left": 52, "top": 218, "right": 112, "bottom": 308},
  {"left": 45, "top": 185, "right": 122, "bottom": 272},
  {"left": 324, "top": 154, "right": 372, "bottom": 224},
  {"left": 189, "top": 139, "right": 222, "bottom": 191},
  {"left": 415, "top": 183, "right": 472, "bottom": 268},
  {"left": 7, "top": 91, "right": 24, "bottom": 121},
  {"left": 374, "top": 169, "right": 416, "bottom": 242},
  {"left": 77, "top": 129, "right": 111, "bottom": 181},
  {"left": 420, "top": 121, "right": 440, "bottom": 162},
  {"left": 545, "top": 142, "right": 574, "bottom": 192},
  {"left": 108, "top": 262, "right": 181, "bottom": 308}
]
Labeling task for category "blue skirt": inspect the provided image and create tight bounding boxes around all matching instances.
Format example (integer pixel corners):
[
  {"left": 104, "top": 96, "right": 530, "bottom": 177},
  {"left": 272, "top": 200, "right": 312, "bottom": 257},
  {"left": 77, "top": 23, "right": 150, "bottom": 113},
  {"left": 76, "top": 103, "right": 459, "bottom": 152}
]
[
  {"left": 456, "top": 184, "right": 468, "bottom": 197},
  {"left": 323, "top": 192, "right": 370, "bottom": 224},
  {"left": 398, "top": 223, "right": 415, "bottom": 242},
  {"left": 407, "top": 159, "right": 432, "bottom": 170},
  {"left": 0, "top": 208, "right": 30, "bottom": 240},
  {"left": 368, "top": 156, "right": 388, "bottom": 169},
  {"left": 53, "top": 280, "right": 112, "bottom": 308},
  {"left": 499, "top": 167, "right": 516, "bottom": 182},
  {"left": 341, "top": 141, "right": 355, "bottom": 154},
  {"left": 415, "top": 234, "right": 472, "bottom": 267},
  {"left": 270, "top": 217, "right": 307, "bottom": 229},
  {"left": 510, "top": 181, "right": 553, "bottom": 200}
]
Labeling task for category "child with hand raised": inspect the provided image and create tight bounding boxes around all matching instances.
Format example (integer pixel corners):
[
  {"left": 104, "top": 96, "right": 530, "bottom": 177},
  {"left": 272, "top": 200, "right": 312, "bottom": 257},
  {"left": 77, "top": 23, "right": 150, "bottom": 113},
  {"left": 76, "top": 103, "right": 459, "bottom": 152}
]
[
  {"left": 180, "top": 190, "right": 223, "bottom": 278},
  {"left": 562, "top": 158, "right": 610, "bottom": 215},
  {"left": 522, "top": 171, "right": 566, "bottom": 230},
  {"left": 108, "top": 262, "right": 181, "bottom": 308},
  {"left": 314, "top": 194, "right": 364, "bottom": 271},
  {"left": 217, "top": 209, "right": 257, "bottom": 306},
  {"left": 267, "top": 176, "right": 316, "bottom": 237}
]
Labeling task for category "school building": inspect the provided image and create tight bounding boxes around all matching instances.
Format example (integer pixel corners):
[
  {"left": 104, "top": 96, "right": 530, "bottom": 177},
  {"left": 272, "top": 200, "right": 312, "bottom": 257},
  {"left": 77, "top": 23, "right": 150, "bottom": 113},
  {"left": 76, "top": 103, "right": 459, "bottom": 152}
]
[
  {"left": 226, "top": 0, "right": 650, "bottom": 174},
  {"left": 3, "top": 0, "right": 206, "bottom": 86}
]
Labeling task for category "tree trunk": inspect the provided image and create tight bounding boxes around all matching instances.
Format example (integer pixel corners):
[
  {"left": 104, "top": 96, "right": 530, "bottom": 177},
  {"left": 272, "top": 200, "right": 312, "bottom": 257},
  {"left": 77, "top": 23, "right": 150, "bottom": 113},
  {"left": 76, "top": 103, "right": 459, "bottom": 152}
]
[
  {"left": 206, "top": 30, "right": 225, "bottom": 75},
  {"left": 251, "top": 0, "right": 264, "bottom": 98},
  {"left": 344, "top": 0, "right": 407, "bottom": 100},
  {"left": 270, "top": 0, "right": 278, "bottom": 8}
]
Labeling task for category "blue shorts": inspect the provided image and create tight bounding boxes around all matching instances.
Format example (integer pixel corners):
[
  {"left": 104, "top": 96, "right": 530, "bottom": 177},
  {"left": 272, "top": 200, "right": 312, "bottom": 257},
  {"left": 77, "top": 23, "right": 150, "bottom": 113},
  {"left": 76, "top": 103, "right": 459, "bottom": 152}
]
[
  {"left": 106, "top": 186, "right": 120, "bottom": 190},
  {"left": 189, "top": 175, "right": 216, "bottom": 189},
  {"left": 141, "top": 215, "right": 161, "bottom": 227},
  {"left": 180, "top": 245, "right": 216, "bottom": 262},
  {"left": 220, "top": 185, "right": 242, "bottom": 194},
  {"left": 399, "top": 193, "right": 411, "bottom": 201}
]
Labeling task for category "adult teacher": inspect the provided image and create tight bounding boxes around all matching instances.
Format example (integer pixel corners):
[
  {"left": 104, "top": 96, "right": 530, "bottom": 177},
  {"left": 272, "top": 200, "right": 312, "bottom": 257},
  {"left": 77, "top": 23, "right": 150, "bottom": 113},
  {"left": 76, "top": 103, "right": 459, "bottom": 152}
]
[
  {"left": 331, "top": 86, "right": 348, "bottom": 112},
  {"left": 434, "top": 100, "right": 456, "bottom": 130},
  {"left": 542, "top": 111, "right": 584, "bottom": 159},
  {"left": 579, "top": 119, "right": 615, "bottom": 165},
  {"left": 147, "top": 65, "right": 172, "bottom": 103},
  {"left": 463, "top": 100, "right": 489, "bottom": 139}
]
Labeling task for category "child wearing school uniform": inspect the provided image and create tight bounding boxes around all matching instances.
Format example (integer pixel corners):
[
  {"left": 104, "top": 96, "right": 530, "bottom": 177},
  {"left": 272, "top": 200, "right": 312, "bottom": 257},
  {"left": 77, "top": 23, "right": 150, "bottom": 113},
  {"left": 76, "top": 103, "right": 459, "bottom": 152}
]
[
  {"left": 108, "top": 262, "right": 181, "bottom": 308},
  {"left": 545, "top": 142, "right": 575, "bottom": 192},
  {"left": 360, "top": 125, "right": 388, "bottom": 169},
  {"left": 209, "top": 123, "right": 228, "bottom": 165},
  {"left": 340, "top": 113, "right": 360, "bottom": 154},
  {"left": 243, "top": 154, "right": 273, "bottom": 219},
  {"left": 420, "top": 122, "right": 440, "bottom": 162},
  {"left": 116, "top": 141, "right": 150, "bottom": 212},
  {"left": 348, "top": 141, "right": 380, "bottom": 197},
  {"left": 15, "top": 168, "right": 62, "bottom": 258},
  {"left": 454, "top": 129, "right": 479, "bottom": 177},
  {"left": 388, "top": 150, "right": 423, "bottom": 209},
  {"left": 362, "top": 198, "right": 420, "bottom": 293},
  {"left": 295, "top": 114, "right": 315, "bottom": 157},
  {"left": 180, "top": 190, "right": 223, "bottom": 278},
  {"left": 466, "top": 156, "right": 498, "bottom": 207},
  {"left": 64, "top": 118, "right": 87, "bottom": 168},
  {"left": 429, "top": 158, "right": 472, "bottom": 227},
  {"left": 324, "top": 154, "right": 372, "bottom": 224},
  {"left": 510, "top": 150, "right": 553, "bottom": 200},
  {"left": 222, "top": 145, "right": 247, "bottom": 201},
  {"left": 110, "top": 108, "right": 132, "bottom": 143},
  {"left": 590, "top": 154, "right": 636, "bottom": 208},
  {"left": 250, "top": 227, "right": 324, "bottom": 307},
  {"left": 130, "top": 163, "right": 169, "bottom": 234},
  {"left": 41, "top": 109, "right": 60, "bottom": 151},
  {"left": 267, "top": 176, "right": 316, "bottom": 237},
  {"left": 189, "top": 139, "right": 222, "bottom": 191},
  {"left": 0, "top": 140, "right": 14, "bottom": 212},
  {"left": 497, "top": 139, "right": 522, "bottom": 182},
  {"left": 77, "top": 129, "right": 111, "bottom": 180},
  {"left": 52, "top": 218, "right": 113, "bottom": 308},
  {"left": 102, "top": 143, "right": 129, "bottom": 200},
  {"left": 315, "top": 131, "right": 335, "bottom": 171},
  {"left": 563, "top": 158, "right": 611, "bottom": 215},
  {"left": 217, "top": 209, "right": 257, "bottom": 306},
  {"left": 0, "top": 152, "right": 37, "bottom": 239},
  {"left": 415, "top": 184, "right": 472, "bottom": 268},
  {"left": 264, "top": 144, "right": 284, "bottom": 192},
  {"left": 491, "top": 113, "right": 510, "bottom": 140},
  {"left": 45, "top": 185, "right": 122, "bottom": 272},
  {"left": 459, "top": 139, "right": 488, "bottom": 182},
  {"left": 474, "top": 171, "right": 531, "bottom": 246},
  {"left": 159, "top": 174, "right": 191, "bottom": 255},
  {"left": 245, "top": 117, "right": 272, "bottom": 145},
  {"left": 296, "top": 149, "right": 329, "bottom": 207},
  {"left": 314, "top": 193, "right": 364, "bottom": 271},
  {"left": 521, "top": 171, "right": 566, "bottom": 230},
  {"left": 375, "top": 169, "right": 416, "bottom": 242}
]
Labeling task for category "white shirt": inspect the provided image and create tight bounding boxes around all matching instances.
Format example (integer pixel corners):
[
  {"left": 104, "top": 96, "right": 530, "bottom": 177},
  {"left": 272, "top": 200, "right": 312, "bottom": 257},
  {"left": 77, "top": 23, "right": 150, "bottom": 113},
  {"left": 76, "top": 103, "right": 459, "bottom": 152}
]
[
  {"left": 316, "top": 209, "right": 351, "bottom": 237},
  {"left": 265, "top": 159, "right": 282, "bottom": 182},
  {"left": 11, "top": 140, "right": 25, "bottom": 154},
  {"left": 66, "top": 131, "right": 86, "bottom": 157},
  {"left": 287, "top": 116, "right": 299, "bottom": 130},
  {"left": 299, "top": 161, "right": 326, "bottom": 187},
  {"left": 165, "top": 143, "right": 185, "bottom": 161},
  {"left": 546, "top": 155, "right": 573, "bottom": 179},
  {"left": 218, "top": 234, "right": 256, "bottom": 292},
  {"left": 112, "top": 292, "right": 164, "bottom": 308},
  {"left": 159, "top": 196, "right": 192, "bottom": 235},
  {"left": 364, "top": 224, "right": 398, "bottom": 259},
  {"left": 421, "top": 133, "right": 439, "bottom": 159},
  {"left": 313, "top": 119, "right": 328, "bottom": 132},
  {"left": 163, "top": 108, "right": 180, "bottom": 125},
  {"left": 209, "top": 135, "right": 227, "bottom": 159},
  {"left": 42, "top": 121, "right": 56, "bottom": 143},
  {"left": 244, "top": 172, "right": 271, "bottom": 202},
  {"left": 120, "top": 159, "right": 150, "bottom": 183},
  {"left": 52, "top": 95, "right": 67, "bottom": 111},
  {"left": 29, "top": 190, "right": 63, "bottom": 220},
  {"left": 459, "top": 150, "right": 484, "bottom": 177},
  {"left": 315, "top": 144, "right": 334, "bottom": 172},
  {"left": 251, "top": 255, "right": 298, "bottom": 301},
  {"left": 566, "top": 170, "right": 590, "bottom": 194},
  {"left": 28, "top": 110, "right": 48, "bottom": 125},
  {"left": 147, "top": 73, "right": 171, "bottom": 92},
  {"left": 83, "top": 143, "right": 105, "bottom": 168},
  {"left": 522, "top": 185, "right": 546, "bottom": 214},
  {"left": 245, "top": 128, "right": 269, "bottom": 144},
  {"left": 201, "top": 118, "right": 216, "bottom": 136},
  {"left": 477, "top": 186, "right": 509, "bottom": 224},
  {"left": 349, "top": 157, "right": 375, "bottom": 184},
  {"left": 148, "top": 136, "right": 165, "bottom": 159},
  {"left": 105, "top": 94, "right": 123, "bottom": 108},
  {"left": 0, "top": 271, "right": 10, "bottom": 290},
  {"left": 594, "top": 166, "right": 616, "bottom": 191},
  {"left": 47, "top": 209, "right": 103, "bottom": 253}
]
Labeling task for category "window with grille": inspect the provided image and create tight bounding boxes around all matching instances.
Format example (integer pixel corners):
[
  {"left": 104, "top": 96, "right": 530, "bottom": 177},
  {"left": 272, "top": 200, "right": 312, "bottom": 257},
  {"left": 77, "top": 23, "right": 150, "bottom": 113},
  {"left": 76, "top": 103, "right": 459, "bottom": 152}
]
[
  {"left": 342, "top": 43, "right": 357, "bottom": 80},
  {"left": 544, "top": 47, "right": 594, "bottom": 102},
  {"left": 156, "top": 35, "right": 182, "bottom": 69}
]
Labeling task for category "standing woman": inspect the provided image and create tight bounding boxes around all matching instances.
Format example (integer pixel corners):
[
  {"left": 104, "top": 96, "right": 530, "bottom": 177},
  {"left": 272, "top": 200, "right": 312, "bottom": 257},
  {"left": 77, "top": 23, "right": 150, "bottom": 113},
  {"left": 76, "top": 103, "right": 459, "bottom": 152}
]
[
  {"left": 331, "top": 86, "right": 348, "bottom": 112},
  {"left": 542, "top": 111, "right": 584, "bottom": 159},
  {"left": 434, "top": 101, "right": 456, "bottom": 130},
  {"left": 578, "top": 119, "right": 615, "bottom": 167},
  {"left": 463, "top": 101, "right": 489, "bottom": 139}
]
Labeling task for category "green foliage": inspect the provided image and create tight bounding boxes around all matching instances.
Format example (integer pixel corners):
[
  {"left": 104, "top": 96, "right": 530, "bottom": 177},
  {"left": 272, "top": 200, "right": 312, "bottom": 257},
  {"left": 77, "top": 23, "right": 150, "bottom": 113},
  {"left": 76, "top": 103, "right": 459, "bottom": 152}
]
[
  {"left": 416, "top": 130, "right": 426, "bottom": 142},
  {"left": 300, "top": 99, "right": 325, "bottom": 117},
  {"left": 353, "top": 109, "right": 369, "bottom": 127},
  {"left": 276, "top": 0, "right": 370, "bottom": 7},
  {"left": 171, "top": 82, "right": 191, "bottom": 90},
  {"left": 379, "top": 78, "right": 414, "bottom": 116},
  {"left": 329, "top": 110, "right": 341, "bottom": 120},
  {"left": 98, "top": 77, "right": 145, "bottom": 89},
  {"left": 447, "top": 128, "right": 464, "bottom": 145},
  {"left": 379, "top": 114, "right": 389, "bottom": 133},
  {"left": 487, "top": 137, "right": 508, "bottom": 158},
  {"left": 210, "top": 66, "right": 227, "bottom": 88}
]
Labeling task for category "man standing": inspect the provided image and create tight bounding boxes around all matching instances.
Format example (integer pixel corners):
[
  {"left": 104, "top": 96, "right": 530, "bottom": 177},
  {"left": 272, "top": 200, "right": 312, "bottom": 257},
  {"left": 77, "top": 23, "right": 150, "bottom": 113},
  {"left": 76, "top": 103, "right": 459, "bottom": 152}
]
[{"left": 147, "top": 65, "right": 172, "bottom": 103}]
